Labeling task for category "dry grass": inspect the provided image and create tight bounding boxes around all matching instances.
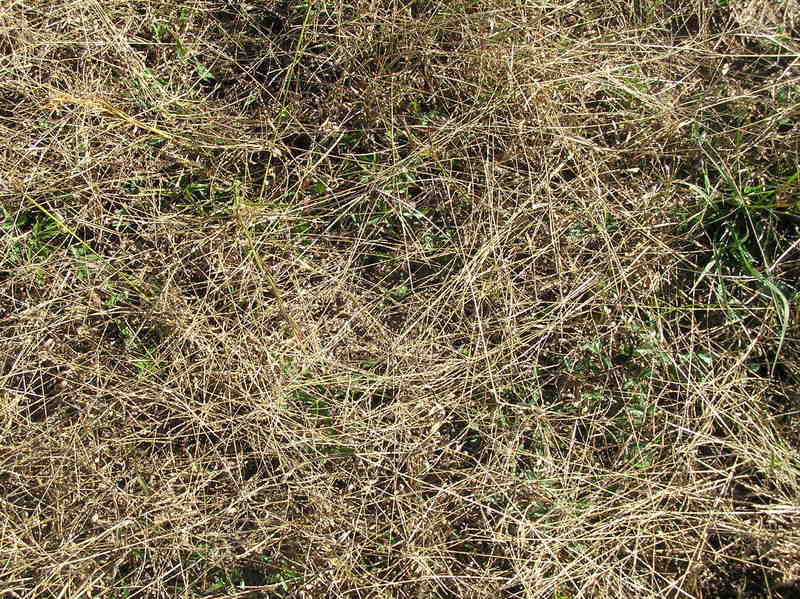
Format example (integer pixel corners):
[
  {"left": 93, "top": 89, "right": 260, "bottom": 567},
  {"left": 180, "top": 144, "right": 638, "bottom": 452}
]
[{"left": 1, "top": 0, "right": 800, "bottom": 597}]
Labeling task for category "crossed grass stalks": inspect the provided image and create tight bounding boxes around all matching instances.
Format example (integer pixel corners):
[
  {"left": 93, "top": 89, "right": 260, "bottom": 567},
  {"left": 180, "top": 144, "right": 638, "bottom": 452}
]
[{"left": 29, "top": 92, "right": 305, "bottom": 344}]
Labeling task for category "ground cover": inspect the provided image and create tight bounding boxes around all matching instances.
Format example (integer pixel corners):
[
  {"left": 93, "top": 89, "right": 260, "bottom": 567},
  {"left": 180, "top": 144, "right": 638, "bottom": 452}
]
[{"left": 1, "top": 1, "right": 799, "bottom": 597}]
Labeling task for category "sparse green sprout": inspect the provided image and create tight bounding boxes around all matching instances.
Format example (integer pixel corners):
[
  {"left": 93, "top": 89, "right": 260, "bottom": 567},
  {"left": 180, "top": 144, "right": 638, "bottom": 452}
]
[
  {"left": 151, "top": 21, "right": 169, "bottom": 42},
  {"left": 195, "top": 62, "right": 214, "bottom": 82}
]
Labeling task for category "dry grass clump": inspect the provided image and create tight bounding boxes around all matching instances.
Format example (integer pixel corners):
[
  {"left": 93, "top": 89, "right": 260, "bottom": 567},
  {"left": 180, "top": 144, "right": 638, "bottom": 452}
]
[{"left": 1, "top": 1, "right": 799, "bottom": 597}]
